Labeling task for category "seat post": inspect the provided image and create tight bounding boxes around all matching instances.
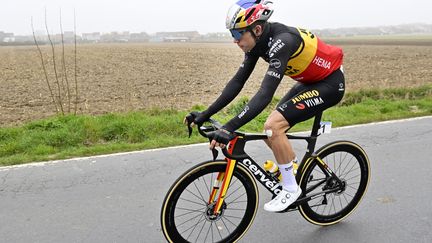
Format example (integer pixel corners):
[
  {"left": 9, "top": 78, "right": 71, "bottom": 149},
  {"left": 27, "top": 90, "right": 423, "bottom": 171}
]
[
  {"left": 311, "top": 112, "right": 323, "bottom": 137},
  {"left": 304, "top": 112, "right": 323, "bottom": 155}
]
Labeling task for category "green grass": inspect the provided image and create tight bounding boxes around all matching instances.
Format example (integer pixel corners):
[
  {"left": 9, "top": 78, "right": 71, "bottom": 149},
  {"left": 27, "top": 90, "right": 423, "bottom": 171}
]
[{"left": 1, "top": 85, "right": 431, "bottom": 166}]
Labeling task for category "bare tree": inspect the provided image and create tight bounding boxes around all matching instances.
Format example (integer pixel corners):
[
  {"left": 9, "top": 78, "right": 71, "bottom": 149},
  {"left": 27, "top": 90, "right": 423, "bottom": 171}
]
[
  {"left": 45, "top": 7, "right": 64, "bottom": 115},
  {"left": 60, "top": 8, "right": 72, "bottom": 113},
  {"left": 31, "top": 17, "right": 59, "bottom": 113},
  {"left": 74, "top": 8, "right": 79, "bottom": 115},
  {"left": 32, "top": 8, "right": 80, "bottom": 116}
]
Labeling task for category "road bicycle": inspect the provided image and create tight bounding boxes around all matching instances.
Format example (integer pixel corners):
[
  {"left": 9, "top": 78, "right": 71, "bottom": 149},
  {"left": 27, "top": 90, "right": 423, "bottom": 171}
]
[{"left": 161, "top": 111, "right": 370, "bottom": 243}]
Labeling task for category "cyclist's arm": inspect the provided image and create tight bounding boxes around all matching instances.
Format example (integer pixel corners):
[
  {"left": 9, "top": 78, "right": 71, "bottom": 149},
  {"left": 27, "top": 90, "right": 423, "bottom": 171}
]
[
  {"left": 202, "top": 54, "right": 259, "bottom": 117},
  {"left": 223, "top": 33, "right": 300, "bottom": 131}
]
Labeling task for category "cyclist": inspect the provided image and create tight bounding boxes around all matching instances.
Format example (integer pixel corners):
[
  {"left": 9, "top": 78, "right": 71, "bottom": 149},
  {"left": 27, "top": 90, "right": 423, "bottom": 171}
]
[{"left": 185, "top": 0, "right": 345, "bottom": 212}]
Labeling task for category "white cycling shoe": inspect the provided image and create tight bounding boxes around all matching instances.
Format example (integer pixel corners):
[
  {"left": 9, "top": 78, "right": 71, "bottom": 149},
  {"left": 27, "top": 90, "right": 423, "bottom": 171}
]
[{"left": 263, "top": 186, "right": 302, "bottom": 212}]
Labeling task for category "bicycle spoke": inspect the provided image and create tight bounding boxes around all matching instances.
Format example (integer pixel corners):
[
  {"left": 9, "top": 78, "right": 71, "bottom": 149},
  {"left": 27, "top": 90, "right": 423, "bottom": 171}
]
[
  {"left": 220, "top": 218, "right": 231, "bottom": 234},
  {"left": 340, "top": 161, "right": 358, "bottom": 179},
  {"left": 339, "top": 155, "right": 355, "bottom": 177},
  {"left": 347, "top": 184, "right": 359, "bottom": 191},
  {"left": 193, "top": 180, "right": 207, "bottom": 204},
  {"left": 225, "top": 207, "right": 246, "bottom": 211},
  {"left": 228, "top": 200, "right": 248, "bottom": 204},
  {"left": 223, "top": 214, "right": 240, "bottom": 227},
  {"left": 336, "top": 152, "right": 349, "bottom": 175},
  {"left": 204, "top": 221, "right": 212, "bottom": 243},
  {"left": 320, "top": 202, "right": 327, "bottom": 215},
  {"left": 345, "top": 174, "right": 361, "bottom": 182},
  {"left": 184, "top": 214, "right": 205, "bottom": 240},
  {"left": 177, "top": 212, "right": 203, "bottom": 228},
  {"left": 223, "top": 214, "right": 244, "bottom": 220},
  {"left": 185, "top": 188, "right": 207, "bottom": 204},
  {"left": 179, "top": 197, "right": 207, "bottom": 207},
  {"left": 175, "top": 207, "right": 206, "bottom": 218},
  {"left": 331, "top": 194, "right": 337, "bottom": 215},
  {"left": 313, "top": 167, "right": 325, "bottom": 176},
  {"left": 342, "top": 193, "right": 350, "bottom": 205},
  {"left": 342, "top": 167, "right": 360, "bottom": 180},
  {"left": 215, "top": 221, "right": 223, "bottom": 241},
  {"left": 211, "top": 221, "right": 214, "bottom": 243},
  {"left": 225, "top": 184, "right": 243, "bottom": 201},
  {"left": 194, "top": 215, "right": 208, "bottom": 243},
  {"left": 341, "top": 190, "right": 354, "bottom": 199},
  {"left": 202, "top": 174, "right": 212, "bottom": 198},
  {"left": 226, "top": 191, "right": 246, "bottom": 205}
]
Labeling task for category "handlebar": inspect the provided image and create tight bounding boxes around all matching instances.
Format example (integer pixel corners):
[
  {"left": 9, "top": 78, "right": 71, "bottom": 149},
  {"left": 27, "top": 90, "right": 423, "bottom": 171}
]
[{"left": 187, "top": 118, "right": 249, "bottom": 160}]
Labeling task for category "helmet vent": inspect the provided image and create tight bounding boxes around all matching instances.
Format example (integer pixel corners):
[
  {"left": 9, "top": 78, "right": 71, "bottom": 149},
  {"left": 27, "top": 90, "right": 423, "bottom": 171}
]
[{"left": 244, "top": 7, "right": 256, "bottom": 21}]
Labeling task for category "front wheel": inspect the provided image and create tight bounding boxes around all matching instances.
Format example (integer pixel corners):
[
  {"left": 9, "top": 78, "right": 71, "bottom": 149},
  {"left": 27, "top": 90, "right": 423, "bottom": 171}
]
[
  {"left": 298, "top": 141, "right": 370, "bottom": 226},
  {"left": 161, "top": 160, "right": 259, "bottom": 243}
]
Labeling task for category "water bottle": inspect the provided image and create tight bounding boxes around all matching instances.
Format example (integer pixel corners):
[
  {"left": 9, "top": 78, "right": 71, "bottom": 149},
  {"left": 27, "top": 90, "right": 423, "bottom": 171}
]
[
  {"left": 292, "top": 158, "right": 299, "bottom": 176},
  {"left": 263, "top": 160, "right": 282, "bottom": 181}
]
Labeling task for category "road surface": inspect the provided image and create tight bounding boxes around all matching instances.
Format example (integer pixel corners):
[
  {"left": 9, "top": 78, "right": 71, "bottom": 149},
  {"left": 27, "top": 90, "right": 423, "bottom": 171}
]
[{"left": 1, "top": 117, "right": 431, "bottom": 242}]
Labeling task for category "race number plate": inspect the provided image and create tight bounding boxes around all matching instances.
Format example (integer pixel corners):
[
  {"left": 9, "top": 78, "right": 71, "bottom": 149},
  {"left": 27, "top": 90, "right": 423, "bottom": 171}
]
[{"left": 318, "top": 121, "right": 332, "bottom": 135}]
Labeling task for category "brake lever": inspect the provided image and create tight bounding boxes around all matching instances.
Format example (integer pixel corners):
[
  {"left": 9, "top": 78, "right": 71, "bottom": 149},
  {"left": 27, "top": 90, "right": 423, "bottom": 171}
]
[
  {"left": 185, "top": 115, "right": 194, "bottom": 138},
  {"left": 187, "top": 124, "right": 193, "bottom": 138},
  {"left": 211, "top": 148, "right": 219, "bottom": 161}
]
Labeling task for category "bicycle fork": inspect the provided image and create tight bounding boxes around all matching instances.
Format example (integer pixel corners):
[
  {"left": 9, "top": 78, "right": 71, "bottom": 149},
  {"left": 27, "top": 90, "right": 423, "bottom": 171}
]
[{"left": 208, "top": 138, "right": 239, "bottom": 215}]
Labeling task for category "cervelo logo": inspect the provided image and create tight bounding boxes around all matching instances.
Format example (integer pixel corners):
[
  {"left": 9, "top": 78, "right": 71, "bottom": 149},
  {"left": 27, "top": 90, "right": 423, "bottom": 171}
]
[
  {"left": 241, "top": 159, "right": 282, "bottom": 194},
  {"left": 291, "top": 90, "right": 320, "bottom": 104}
]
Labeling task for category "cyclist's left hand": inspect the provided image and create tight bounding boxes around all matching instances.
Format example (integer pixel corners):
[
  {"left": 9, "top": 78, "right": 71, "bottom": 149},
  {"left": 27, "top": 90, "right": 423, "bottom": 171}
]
[{"left": 209, "top": 128, "right": 236, "bottom": 150}]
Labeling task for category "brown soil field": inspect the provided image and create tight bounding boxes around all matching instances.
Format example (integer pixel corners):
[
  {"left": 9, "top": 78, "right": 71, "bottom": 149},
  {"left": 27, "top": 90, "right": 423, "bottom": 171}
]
[{"left": 1, "top": 42, "right": 431, "bottom": 126}]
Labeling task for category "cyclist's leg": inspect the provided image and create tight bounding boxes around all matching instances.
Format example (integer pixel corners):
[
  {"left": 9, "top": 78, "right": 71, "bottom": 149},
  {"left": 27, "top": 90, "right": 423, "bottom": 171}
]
[
  {"left": 263, "top": 69, "right": 345, "bottom": 211},
  {"left": 265, "top": 68, "right": 345, "bottom": 182},
  {"left": 264, "top": 82, "right": 304, "bottom": 149}
]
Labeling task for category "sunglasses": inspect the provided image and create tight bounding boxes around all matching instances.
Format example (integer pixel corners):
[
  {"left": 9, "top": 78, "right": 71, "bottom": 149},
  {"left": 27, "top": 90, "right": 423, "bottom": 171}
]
[{"left": 230, "top": 29, "right": 247, "bottom": 40}]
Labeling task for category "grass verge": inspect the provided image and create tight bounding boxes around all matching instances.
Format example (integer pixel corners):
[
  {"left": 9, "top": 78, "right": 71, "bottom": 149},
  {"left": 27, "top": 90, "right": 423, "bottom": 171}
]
[{"left": 1, "top": 85, "right": 431, "bottom": 166}]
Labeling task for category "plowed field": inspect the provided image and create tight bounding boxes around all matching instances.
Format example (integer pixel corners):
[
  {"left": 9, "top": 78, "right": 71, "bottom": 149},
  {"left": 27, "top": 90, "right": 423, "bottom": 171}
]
[{"left": 1, "top": 42, "right": 431, "bottom": 126}]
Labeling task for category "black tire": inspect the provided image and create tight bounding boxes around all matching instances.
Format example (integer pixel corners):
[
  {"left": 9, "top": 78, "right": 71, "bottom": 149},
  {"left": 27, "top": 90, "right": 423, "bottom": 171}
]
[
  {"left": 298, "top": 141, "right": 370, "bottom": 225},
  {"left": 161, "top": 160, "right": 259, "bottom": 243}
]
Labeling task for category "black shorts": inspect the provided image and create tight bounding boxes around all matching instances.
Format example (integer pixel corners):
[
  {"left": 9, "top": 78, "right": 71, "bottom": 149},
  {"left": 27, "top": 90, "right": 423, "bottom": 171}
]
[{"left": 276, "top": 68, "right": 345, "bottom": 127}]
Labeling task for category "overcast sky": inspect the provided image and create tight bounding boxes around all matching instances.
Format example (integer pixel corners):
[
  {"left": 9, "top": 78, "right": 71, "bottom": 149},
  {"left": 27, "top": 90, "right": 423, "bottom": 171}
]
[{"left": 1, "top": 0, "right": 431, "bottom": 35}]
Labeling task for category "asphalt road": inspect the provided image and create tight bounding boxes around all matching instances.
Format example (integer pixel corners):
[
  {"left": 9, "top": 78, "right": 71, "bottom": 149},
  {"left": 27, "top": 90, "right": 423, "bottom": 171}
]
[{"left": 1, "top": 117, "right": 431, "bottom": 243}]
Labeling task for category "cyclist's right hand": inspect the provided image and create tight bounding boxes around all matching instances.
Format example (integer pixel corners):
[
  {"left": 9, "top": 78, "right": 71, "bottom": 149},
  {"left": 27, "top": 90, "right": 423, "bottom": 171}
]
[{"left": 183, "top": 111, "right": 209, "bottom": 127}]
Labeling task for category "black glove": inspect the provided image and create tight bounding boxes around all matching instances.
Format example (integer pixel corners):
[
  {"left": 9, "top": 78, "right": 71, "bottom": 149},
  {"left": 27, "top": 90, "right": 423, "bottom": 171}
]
[
  {"left": 185, "top": 111, "right": 210, "bottom": 125},
  {"left": 211, "top": 128, "right": 236, "bottom": 145}
]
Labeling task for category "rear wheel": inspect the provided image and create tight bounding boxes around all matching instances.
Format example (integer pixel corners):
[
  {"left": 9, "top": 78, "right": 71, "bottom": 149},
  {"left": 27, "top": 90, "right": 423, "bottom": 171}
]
[
  {"left": 161, "top": 160, "right": 259, "bottom": 243},
  {"left": 298, "top": 141, "right": 370, "bottom": 225}
]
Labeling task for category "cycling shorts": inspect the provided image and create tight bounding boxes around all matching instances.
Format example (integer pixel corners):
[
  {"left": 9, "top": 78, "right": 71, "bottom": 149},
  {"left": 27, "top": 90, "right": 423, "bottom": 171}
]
[{"left": 276, "top": 68, "right": 345, "bottom": 127}]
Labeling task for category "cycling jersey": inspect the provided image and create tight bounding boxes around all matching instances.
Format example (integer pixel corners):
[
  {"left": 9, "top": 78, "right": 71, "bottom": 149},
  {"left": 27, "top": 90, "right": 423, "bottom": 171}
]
[{"left": 203, "top": 22, "right": 344, "bottom": 132}]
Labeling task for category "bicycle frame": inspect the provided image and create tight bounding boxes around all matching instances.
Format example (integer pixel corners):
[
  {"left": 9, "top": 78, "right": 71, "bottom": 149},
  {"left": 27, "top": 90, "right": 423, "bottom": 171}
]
[{"left": 209, "top": 112, "right": 344, "bottom": 215}]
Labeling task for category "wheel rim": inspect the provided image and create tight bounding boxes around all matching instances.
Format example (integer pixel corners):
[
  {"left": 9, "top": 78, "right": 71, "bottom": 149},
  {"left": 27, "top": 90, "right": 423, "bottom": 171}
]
[
  {"left": 304, "top": 150, "right": 363, "bottom": 217},
  {"left": 172, "top": 171, "right": 250, "bottom": 242}
]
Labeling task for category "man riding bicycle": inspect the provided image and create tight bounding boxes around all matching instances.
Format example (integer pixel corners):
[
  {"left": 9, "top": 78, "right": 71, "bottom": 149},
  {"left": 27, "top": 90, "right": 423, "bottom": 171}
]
[{"left": 185, "top": 0, "right": 345, "bottom": 212}]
